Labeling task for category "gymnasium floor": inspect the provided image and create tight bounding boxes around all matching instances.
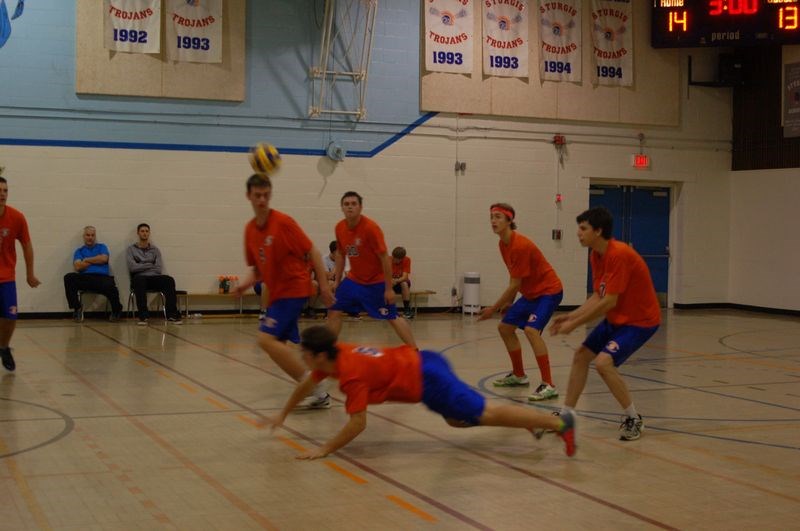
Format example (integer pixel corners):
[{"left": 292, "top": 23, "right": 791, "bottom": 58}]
[{"left": 1, "top": 309, "right": 798, "bottom": 530}]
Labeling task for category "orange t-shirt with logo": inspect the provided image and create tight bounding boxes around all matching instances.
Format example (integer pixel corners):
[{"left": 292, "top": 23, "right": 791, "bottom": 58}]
[
  {"left": 499, "top": 231, "right": 562, "bottom": 299},
  {"left": 0, "top": 206, "right": 31, "bottom": 283},
  {"left": 244, "top": 210, "right": 313, "bottom": 301},
  {"left": 591, "top": 239, "right": 661, "bottom": 327},
  {"left": 312, "top": 343, "right": 423, "bottom": 414},
  {"left": 391, "top": 256, "right": 411, "bottom": 279},
  {"left": 335, "top": 215, "right": 388, "bottom": 285}
]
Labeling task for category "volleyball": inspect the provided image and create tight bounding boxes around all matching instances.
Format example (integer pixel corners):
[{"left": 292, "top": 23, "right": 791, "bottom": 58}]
[{"left": 249, "top": 142, "right": 282, "bottom": 175}]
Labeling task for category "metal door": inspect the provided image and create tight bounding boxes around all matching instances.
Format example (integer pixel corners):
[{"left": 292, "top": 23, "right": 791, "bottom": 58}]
[{"left": 587, "top": 185, "right": 670, "bottom": 306}]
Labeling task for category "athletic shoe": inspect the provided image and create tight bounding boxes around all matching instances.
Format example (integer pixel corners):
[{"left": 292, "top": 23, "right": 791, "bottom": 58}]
[
  {"left": 533, "top": 411, "right": 560, "bottom": 439},
  {"left": 619, "top": 414, "right": 644, "bottom": 441},
  {"left": 258, "top": 310, "right": 268, "bottom": 323},
  {"left": 528, "top": 383, "right": 559, "bottom": 401},
  {"left": 73, "top": 308, "right": 83, "bottom": 323},
  {"left": 137, "top": 318, "right": 148, "bottom": 326},
  {"left": 403, "top": 311, "right": 414, "bottom": 320},
  {"left": 298, "top": 393, "right": 331, "bottom": 409},
  {"left": 1, "top": 347, "right": 15, "bottom": 372},
  {"left": 492, "top": 373, "right": 530, "bottom": 387},
  {"left": 167, "top": 316, "right": 183, "bottom": 325},
  {"left": 557, "top": 410, "right": 577, "bottom": 457}
]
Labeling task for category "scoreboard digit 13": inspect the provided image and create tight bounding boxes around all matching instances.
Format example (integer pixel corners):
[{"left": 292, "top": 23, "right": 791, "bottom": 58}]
[{"left": 652, "top": 0, "right": 800, "bottom": 48}]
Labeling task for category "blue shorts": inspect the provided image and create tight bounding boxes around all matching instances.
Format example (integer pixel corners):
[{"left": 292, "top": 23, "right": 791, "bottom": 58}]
[
  {"left": 258, "top": 297, "right": 307, "bottom": 343},
  {"left": 501, "top": 292, "right": 563, "bottom": 331},
  {"left": 0, "top": 281, "right": 18, "bottom": 320},
  {"left": 331, "top": 278, "right": 398, "bottom": 320},
  {"left": 420, "top": 350, "right": 485, "bottom": 426},
  {"left": 583, "top": 319, "right": 659, "bottom": 367},
  {"left": 253, "top": 282, "right": 263, "bottom": 296}
]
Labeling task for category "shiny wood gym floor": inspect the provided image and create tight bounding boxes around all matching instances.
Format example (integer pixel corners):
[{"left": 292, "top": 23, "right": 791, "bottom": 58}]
[{"left": 1, "top": 309, "right": 798, "bottom": 530}]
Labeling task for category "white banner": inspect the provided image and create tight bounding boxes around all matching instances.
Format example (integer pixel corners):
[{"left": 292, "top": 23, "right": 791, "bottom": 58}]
[
  {"left": 166, "top": 0, "right": 223, "bottom": 63},
  {"left": 425, "top": 0, "right": 474, "bottom": 74},
  {"left": 590, "top": 0, "right": 633, "bottom": 86},
  {"left": 538, "top": 0, "right": 580, "bottom": 82},
  {"left": 483, "top": 0, "right": 528, "bottom": 78},
  {"left": 103, "top": 0, "right": 161, "bottom": 54}
]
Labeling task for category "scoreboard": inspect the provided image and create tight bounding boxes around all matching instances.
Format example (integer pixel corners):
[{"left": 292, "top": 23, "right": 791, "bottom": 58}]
[{"left": 651, "top": 0, "right": 800, "bottom": 47}]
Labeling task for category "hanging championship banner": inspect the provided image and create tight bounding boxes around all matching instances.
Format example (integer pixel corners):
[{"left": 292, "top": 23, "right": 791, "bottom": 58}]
[
  {"left": 166, "top": 0, "right": 223, "bottom": 63},
  {"left": 590, "top": 0, "right": 632, "bottom": 86},
  {"left": 538, "top": 0, "right": 580, "bottom": 82},
  {"left": 103, "top": 0, "right": 161, "bottom": 54},
  {"left": 425, "top": 0, "right": 474, "bottom": 74},
  {"left": 483, "top": 0, "right": 528, "bottom": 78}
]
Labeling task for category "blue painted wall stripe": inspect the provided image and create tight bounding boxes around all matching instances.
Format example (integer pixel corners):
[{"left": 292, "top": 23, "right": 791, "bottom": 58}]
[{"left": 0, "top": 112, "right": 438, "bottom": 159}]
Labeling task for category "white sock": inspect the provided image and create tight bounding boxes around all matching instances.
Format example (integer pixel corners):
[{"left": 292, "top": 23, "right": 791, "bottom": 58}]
[
  {"left": 559, "top": 406, "right": 575, "bottom": 416},
  {"left": 624, "top": 404, "right": 638, "bottom": 418}
]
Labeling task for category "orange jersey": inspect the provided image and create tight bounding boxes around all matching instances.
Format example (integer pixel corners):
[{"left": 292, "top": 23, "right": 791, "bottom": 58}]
[
  {"left": 244, "top": 210, "right": 313, "bottom": 300},
  {"left": 391, "top": 256, "right": 411, "bottom": 279},
  {"left": 499, "top": 231, "right": 562, "bottom": 299},
  {"left": 312, "top": 343, "right": 422, "bottom": 414},
  {"left": 0, "top": 206, "right": 31, "bottom": 283},
  {"left": 335, "top": 215, "right": 388, "bottom": 284},
  {"left": 591, "top": 239, "right": 661, "bottom": 327}
]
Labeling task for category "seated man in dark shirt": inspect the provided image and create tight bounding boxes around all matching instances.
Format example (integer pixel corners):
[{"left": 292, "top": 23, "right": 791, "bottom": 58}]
[{"left": 126, "top": 223, "right": 181, "bottom": 325}]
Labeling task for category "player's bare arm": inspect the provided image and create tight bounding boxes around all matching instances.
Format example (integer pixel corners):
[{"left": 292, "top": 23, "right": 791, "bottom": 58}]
[
  {"left": 478, "top": 276, "right": 520, "bottom": 321},
  {"left": 550, "top": 293, "right": 617, "bottom": 335},
  {"left": 267, "top": 376, "right": 317, "bottom": 431},
  {"left": 297, "top": 410, "right": 367, "bottom": 460}
]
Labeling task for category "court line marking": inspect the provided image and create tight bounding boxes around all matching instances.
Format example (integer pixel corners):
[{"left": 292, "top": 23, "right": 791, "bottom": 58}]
[
  {"left": 277, "top": 436, "right": 307, "bottom": 453},
  {"left": 178, "top": 382, "right": 198, "bottom": 394},
  {"left": 71, "top": 325, "right": 678, "bottom": 530},
  {"left": 361, "top": 408, "right": 678, "bottom": 530},
  {"left": 325, "top": 461, "right": 369, "bottom": 485},
  {"left": 32, "top": 341, "right": 280, "bottom": 531},
  {"left": 84, "top": 326, "right": 495, "bottom": 531},
  {"left": 205, "top": 397, "right": 230, "bottom": 410},
  {"left": 386, "top": 494, "right": 438, "bottom": 522},
  {"left": 0, "top": 438, "right": 53, "bottom": 530},
  {"left": 0, "top": 397, "right": 75, "bottom": 459}
]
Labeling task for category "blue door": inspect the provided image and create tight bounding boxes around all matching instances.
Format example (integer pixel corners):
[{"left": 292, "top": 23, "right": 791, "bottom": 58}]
[{"left": 587, "top": 185, "right": 670, "bottom": 306}]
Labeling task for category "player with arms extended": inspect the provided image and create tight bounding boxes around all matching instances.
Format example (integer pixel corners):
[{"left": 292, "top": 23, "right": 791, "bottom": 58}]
[
  {"left": 549, "top": 207, "right": 661, "bottom": 441},
  {"left": 266, "top": 325, "right": 576, "bottom": 459}
]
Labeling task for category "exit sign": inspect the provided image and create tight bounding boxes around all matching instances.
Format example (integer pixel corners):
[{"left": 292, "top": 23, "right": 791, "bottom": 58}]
[{"left": 632, "top": 154, "right": 651, "bottom": 169}]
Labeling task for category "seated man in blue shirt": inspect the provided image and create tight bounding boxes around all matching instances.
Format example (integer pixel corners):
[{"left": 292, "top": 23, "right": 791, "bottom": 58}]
[{"left": 63, "top": 226, "right": 123, "bottom": 322}]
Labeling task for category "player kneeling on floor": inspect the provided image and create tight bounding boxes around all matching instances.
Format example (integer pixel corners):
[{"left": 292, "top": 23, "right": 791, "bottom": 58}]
[{"left": 266, "top": 325, "right": 576, "bottom": 459}]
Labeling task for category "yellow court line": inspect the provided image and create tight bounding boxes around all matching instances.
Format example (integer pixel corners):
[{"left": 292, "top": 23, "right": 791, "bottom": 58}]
[
  {"left": 205, "top": 397, "right": 230, "bottom": 410},
  {"left": 135, "top": 359, "right": 150, "bottom": 368},
  {"left": 237, "top": 415, "right": 266, "bottom": 429},
  {"left": 276, "top": 436, "right": 307, "bottom": 453},
  {"left": 178, "top": 383, "right": 198, "bottom": 394},
  {"left": 324, "top": 461, "right": 368, "bottom": 485},
  {"left": 0, "top": 438, "right": 53, "bottom": 531},
  {"left": 385, "top": 495, "right": 437, "bottom": 522},
  {"left": 155, "top": 369, "right": 172, "bottom": 379}
]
